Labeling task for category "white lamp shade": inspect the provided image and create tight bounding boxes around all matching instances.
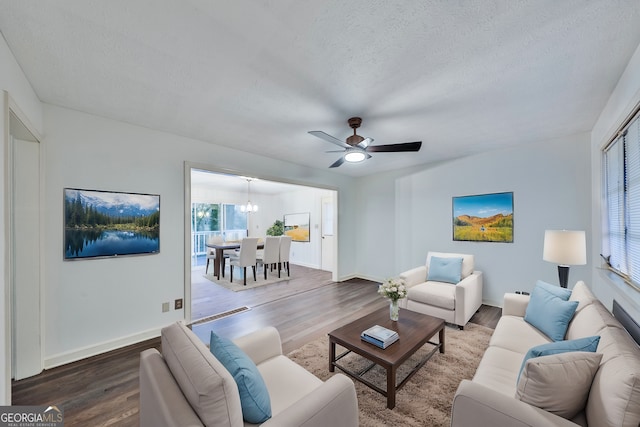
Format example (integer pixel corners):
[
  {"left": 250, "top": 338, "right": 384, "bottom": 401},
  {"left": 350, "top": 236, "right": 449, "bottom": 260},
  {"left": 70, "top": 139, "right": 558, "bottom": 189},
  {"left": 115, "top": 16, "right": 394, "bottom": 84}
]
[{"left": 543, "top": 230, "right": 587, "bottom": 265}]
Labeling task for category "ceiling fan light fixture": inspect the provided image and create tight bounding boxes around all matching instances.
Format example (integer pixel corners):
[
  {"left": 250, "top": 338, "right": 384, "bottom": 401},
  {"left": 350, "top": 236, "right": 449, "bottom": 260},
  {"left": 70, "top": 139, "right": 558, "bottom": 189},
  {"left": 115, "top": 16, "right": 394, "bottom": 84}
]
[{"left": 344, "top": 148, "right": 366, "bottom": 163}]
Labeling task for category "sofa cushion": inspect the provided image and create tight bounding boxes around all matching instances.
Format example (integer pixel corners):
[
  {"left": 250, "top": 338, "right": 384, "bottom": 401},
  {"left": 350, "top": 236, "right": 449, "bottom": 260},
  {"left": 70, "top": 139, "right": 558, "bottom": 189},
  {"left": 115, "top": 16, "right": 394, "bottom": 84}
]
[
  {"left": 586, "top": 326, "right": 640, "bottom": 427},
  {"left": 427, "top": 256, "right": 463, "bottom": 284},
  {"left": 426, "top": 252, "right": 474, "bottom": 279},
  {"left": 567, "top": 300, "right": 624, "bottom": 341},
  {"left": 516, "top": 351, "right": 603, "bottom": 419},
  {"left": 407, "top": 282, "right": 456, "bottom": 310},
  {"left": 210, "top": 332, "right": 272, "bottom": 424},
  {"left": 257, "top": 354, "right": 323, "bottom": 415},
  {"left": 472, "top": 346, "right": 524, "bottom": 397},
  {"left": 569, "top": 281, "right": 597, "bottom": 313},
  {"left": 161, "top": 322, "right": 242, "bottom": 427},
  {"left": 490, "top": 316, "right": 551, "bottom": 354},
  {"left": 517, "top": 336, "right": 600, "bottom": 382},
  {"left": 524, "top": 283, "right": 578, "bottom": 341}
]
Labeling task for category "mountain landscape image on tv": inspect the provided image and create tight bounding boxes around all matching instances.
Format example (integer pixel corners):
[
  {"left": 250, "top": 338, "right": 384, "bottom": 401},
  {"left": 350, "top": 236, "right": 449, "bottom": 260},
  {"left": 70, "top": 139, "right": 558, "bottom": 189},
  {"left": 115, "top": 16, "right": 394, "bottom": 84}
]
[{"left": 64, "top": 188, "right": 160, "bottom": 260}]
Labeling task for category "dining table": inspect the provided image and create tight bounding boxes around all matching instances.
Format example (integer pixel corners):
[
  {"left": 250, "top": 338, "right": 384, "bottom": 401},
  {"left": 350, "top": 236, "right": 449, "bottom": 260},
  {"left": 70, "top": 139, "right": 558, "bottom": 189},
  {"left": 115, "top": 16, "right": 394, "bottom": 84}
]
[{"left": 206, "top": 241, "right": 264, "bottom": 280}]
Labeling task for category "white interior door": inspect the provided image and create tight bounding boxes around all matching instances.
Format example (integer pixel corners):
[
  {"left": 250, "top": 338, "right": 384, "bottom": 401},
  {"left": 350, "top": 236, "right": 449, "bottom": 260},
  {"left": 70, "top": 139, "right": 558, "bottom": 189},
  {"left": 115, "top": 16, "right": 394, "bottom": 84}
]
[
  {"left": 11, "top": 133, "right": 42, "bottom": 380},
  {"left": 321, "top": 196, "right": 335, "bottom": 272}
]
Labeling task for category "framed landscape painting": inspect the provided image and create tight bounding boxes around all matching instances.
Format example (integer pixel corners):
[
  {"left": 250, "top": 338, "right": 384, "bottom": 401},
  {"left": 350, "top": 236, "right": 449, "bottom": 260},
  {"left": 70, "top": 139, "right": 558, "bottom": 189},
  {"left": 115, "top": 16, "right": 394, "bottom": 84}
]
[
  {"left": 452, "top": 192, "right": 513, "bottom": 243},
  {"left": 284, "top": 212, "right": 310, "bottom": 242},
  {"left": 64, "top": 188, "right": 160, "bottom": 260}
]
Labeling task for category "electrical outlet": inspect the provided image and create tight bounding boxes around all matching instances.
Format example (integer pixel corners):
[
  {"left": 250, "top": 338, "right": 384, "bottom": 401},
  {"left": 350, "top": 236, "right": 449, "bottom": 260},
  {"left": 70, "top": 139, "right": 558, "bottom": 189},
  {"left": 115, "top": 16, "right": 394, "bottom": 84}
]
[
  {"left": 162, "top": 302, "right": 170, "bottom": 312},
  {"left": 175, "top": 298, "right": 183, "bottom": 310}
]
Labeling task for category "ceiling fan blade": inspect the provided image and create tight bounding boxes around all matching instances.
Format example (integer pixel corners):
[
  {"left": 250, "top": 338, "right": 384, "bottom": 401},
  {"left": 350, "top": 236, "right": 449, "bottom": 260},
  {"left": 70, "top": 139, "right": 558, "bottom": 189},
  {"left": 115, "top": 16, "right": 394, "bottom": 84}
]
[
  {"left": 325, "top": 150, "right": 346, "bottom": 153},
  {"left": 308, "top": 131, "right": 350, "bottom": 149},
  {"left": 329, "top": 157, "right": 345, "bottom": 168},
  {"left": 357, "top": 137, "right": 373, "bottom": 149},
  {"left": 366, "top": 141, "right": 422, "bottom": 153}
]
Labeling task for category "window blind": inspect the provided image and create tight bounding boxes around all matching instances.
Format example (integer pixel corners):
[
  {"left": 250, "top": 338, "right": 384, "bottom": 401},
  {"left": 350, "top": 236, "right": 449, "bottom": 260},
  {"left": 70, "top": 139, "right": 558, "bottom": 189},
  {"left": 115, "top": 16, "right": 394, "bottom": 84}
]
[{"left": 604, "top": 109, "right": 640, "bottom": 285}]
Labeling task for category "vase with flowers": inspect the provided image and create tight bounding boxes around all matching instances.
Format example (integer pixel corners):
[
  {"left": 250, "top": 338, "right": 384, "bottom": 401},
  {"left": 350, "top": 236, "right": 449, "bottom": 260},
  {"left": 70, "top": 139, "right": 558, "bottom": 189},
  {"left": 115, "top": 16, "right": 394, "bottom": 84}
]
[{"left": 378, "top": 277, "right": 407, "bottom": 321}]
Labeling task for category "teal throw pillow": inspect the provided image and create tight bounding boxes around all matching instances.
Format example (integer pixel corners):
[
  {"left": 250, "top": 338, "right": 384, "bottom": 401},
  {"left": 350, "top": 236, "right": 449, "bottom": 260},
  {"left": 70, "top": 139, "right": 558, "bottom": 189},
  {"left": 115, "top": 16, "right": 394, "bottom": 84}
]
[
  {"left": 534, "top": 279, "right": 572, "bottom": 300},
  {"left": 517, "top": 335, "right": 600, "bottom": 383},
  {"left": 210, "top": 332, "right": 272, "bottom": 423},
  {"left": 427, "top": 256, "right": 463, "bottom": 284},
  {"left": 524, "top": 283, "right": 578, "bottom": 341}
]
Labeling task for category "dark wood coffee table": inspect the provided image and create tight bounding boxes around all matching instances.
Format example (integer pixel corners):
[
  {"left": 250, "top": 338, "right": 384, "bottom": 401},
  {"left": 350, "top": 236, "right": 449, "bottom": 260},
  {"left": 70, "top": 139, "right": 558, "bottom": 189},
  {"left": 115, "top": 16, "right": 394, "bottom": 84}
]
[{"left": 328, "top": 307, "right": 445, "bottom": 409}]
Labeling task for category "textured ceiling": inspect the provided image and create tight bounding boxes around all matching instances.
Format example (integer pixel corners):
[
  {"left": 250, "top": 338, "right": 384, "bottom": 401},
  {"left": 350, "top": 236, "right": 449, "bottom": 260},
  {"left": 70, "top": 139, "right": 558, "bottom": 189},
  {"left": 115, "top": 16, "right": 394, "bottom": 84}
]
[{"left": 1, "top": 1, "right": 640, "bottom": 176}]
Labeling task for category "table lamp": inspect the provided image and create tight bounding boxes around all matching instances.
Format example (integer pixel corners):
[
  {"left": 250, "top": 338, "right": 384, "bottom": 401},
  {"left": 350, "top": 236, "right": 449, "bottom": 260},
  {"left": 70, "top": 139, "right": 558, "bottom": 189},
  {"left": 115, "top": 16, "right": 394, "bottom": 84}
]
[{"left": 543, "top": 230, "right": 587, "bottom": 288}]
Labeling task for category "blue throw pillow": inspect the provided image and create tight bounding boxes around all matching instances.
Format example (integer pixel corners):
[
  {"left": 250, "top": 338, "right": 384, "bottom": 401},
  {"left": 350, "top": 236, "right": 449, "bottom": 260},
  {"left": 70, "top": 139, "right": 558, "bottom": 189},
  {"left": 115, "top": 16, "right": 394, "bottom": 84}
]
[
  {"left": 427, "top": 256, "right": 463, "bottom": 284},
  {"left": 534, "top": 279, "right": 572, "bottom": 300},
  {"left": 517, "top": 336, "right": 600, "bottom": 384},
  {"left": 210, "top": 332, "right": 272, "bottom": 423},
  {"left": 524, "top": 283, "right": 578, "bottom": 341}
]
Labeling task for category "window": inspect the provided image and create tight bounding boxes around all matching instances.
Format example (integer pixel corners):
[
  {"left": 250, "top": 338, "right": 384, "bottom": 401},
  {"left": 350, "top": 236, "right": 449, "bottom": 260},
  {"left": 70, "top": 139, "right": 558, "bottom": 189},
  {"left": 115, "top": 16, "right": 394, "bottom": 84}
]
[
  {"left": 191, "top": 203, "right": 247, "bottom": 258},
  {"left": 603, "top": 107, "right": 640, "bottom": 288},
  {"left": 191, "top": 203, "right": 247, "bottom": 235}
]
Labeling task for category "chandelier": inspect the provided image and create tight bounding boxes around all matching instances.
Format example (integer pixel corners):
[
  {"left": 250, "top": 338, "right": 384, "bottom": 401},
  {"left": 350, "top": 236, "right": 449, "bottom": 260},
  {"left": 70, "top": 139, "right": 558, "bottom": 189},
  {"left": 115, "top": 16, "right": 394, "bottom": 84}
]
[{"left": 240, "top": 177, "right": 258, "bottom": 213}]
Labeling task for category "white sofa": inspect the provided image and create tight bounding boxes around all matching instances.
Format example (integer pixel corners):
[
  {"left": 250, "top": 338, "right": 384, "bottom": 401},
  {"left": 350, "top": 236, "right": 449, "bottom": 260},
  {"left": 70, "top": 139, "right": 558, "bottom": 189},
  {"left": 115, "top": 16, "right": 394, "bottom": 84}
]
[
  {"left": 399, "top": 252, "right": 483, "bottom": 329},
  {"left": 451, "top": 281, "right": 640, "bottom": 427},
  {"left": 140, "top": 322, "right": 359, "bottom": 427}
]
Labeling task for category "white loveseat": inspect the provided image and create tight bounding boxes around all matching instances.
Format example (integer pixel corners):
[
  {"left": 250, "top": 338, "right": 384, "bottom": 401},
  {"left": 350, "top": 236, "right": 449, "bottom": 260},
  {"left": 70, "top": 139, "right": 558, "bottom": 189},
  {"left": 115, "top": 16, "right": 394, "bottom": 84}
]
[
  {"left": 140, "top": 322, "right": 359, "bottom": 427},
  {"left": 451, "top": 281, "right": 640, "bottom": 427},
  {"left": 399, "top": 252, "right": 483, "bottom": 329}
]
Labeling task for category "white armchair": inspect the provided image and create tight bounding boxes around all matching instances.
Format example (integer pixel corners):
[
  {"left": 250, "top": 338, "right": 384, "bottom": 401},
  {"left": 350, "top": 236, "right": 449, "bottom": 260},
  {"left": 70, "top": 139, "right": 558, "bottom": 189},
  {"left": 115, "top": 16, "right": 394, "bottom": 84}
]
[{"left": 399, "top": 252, "right": 483, "bottom": 329}]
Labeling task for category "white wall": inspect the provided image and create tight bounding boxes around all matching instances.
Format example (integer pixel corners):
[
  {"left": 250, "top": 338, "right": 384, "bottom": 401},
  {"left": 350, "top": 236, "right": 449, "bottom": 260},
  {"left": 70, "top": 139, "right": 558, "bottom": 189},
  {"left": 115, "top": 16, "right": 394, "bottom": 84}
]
[
  {"left": 591, "top": 42, "right": 640, "bottom": 320},
  {"left": 41, "top": 104, "right": 356, "bottom": 367},
  {"left": 275, "top": 188, "right": 335, "bottom": 269},
  {"left": 0, "top": 34, "right": 44, "bottom": 404},
  {"left": 356, "top": 134, "right": 591, "bottom": 306}
]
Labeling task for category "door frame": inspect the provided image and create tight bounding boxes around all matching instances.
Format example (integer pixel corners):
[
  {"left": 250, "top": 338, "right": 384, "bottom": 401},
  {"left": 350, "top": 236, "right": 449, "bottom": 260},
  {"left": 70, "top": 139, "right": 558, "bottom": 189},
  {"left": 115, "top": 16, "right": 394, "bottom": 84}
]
[
  {"left": 183, "top": 161, "right": 339, "bottom": 323},
  {"left": 4, "top": 92, "right": 44, "bottom": 401}
]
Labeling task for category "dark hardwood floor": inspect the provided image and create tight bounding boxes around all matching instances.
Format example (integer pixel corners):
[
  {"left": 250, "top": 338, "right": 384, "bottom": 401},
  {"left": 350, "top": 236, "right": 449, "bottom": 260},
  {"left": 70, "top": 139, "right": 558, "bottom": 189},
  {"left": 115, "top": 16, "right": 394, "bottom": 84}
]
[{"left": 12, "top": 263, "right": 501, "bottom": 426}]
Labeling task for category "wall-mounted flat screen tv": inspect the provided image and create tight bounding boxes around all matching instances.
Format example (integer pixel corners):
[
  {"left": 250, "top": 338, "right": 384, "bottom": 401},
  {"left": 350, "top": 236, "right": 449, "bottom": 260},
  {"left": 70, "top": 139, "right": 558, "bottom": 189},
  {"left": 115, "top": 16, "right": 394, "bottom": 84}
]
[{"left": 64, "top": 188, "right": 160, "bottom": 260}]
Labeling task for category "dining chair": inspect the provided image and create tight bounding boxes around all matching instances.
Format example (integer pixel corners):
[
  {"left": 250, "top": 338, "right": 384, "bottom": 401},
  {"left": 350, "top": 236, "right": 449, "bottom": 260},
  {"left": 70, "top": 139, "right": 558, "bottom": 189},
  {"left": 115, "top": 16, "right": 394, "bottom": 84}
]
[
  {"left": 279, "top": 235, "right": 292, "bottom": 278},
  {"left": 205, "top": 235, "right": 224, "bottom": 275},
  {"left": 256, "top": 236, "right": 280, "bottom": 280},
  {"left": 229, "top": 237, "right": 259, "bottom": 285}
]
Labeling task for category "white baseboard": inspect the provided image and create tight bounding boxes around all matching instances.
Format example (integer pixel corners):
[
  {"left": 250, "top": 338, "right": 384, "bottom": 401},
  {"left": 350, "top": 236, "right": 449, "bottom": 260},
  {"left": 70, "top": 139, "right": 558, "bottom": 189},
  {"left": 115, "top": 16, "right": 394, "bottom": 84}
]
[
  {"left": 482, "top": 299, "right": 503, "bottom": 308},
  {"left": 43, "top": 326, "right": 162, "bottom": 369},
  {"left": 290, "top": 261, "right": 320, "bottom": 269}
]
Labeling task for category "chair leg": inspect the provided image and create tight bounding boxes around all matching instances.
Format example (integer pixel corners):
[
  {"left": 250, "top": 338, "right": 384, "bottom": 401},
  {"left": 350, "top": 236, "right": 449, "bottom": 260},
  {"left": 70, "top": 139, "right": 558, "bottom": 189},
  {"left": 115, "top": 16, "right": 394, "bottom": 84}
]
[
  {"left": 252, "top": 266, "right": 256, "bottom": 281},
  {"left": 459, "top": 325, "right": 464, "bottom": 331},
  {"left": 230, "top": 265, "right": 234, "bottom": 283},
  {"left": 222, "top": 258, "right": 226, "bottom": 278},
  {"left": 243, "top": 267, "right": 246, "bottom": 286},
  {"left": 206, "top": 259, "right": 210, "bottom": 275},
  {"left": 286, "top": 261, "right": 290, "bottom": 276},
  {"left": 264, "top": 263, "right": 267, "bottom": 280}
]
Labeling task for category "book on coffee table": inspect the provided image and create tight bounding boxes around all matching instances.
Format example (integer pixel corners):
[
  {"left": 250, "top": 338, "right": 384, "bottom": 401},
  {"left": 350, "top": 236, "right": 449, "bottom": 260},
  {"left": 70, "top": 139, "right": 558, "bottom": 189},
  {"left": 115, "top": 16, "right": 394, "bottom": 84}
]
[{"left": 361, "top": 325, "right": 399, "bottom": 349}]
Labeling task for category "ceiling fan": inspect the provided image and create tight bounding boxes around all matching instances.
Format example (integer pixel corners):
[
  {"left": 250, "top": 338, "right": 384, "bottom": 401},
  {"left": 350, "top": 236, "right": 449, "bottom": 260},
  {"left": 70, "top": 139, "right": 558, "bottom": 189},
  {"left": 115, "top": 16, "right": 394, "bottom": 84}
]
[{"left": 308, "top": 117, "right": 422, "bottom": 168}]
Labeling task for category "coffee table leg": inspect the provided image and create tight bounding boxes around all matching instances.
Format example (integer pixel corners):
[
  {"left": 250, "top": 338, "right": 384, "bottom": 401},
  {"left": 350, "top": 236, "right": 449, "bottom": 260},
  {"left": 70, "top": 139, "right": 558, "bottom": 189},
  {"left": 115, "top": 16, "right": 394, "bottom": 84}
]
[
  {"left": 439, "top": 326, "right": 445, "bottom": 354},
  {"left": 387, "top": 366, "right": 396, "bottom": 409},
  {"left": 329, "top": 339, "right": 335, "bottom": 372}
]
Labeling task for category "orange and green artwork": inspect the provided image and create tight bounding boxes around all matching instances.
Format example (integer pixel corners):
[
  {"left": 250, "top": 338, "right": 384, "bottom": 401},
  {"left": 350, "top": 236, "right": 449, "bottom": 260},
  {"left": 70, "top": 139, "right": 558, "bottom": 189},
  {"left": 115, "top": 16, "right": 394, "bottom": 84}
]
[
  {"left": 284, "top": 212, "right": 310, "bottom": 242},
  {"left": 453, "top": 192, "right": 513, "bottom": 243}
]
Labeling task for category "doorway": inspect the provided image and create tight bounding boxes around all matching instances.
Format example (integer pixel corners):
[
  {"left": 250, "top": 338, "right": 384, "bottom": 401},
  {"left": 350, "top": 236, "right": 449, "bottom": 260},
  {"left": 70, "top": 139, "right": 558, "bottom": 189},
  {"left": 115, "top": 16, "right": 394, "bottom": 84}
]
[
  {"left": 183, "top": 164, "right": 338, "bottom": 323},
  {"left": 8, "top": 108, "right": 43, "bottom": 383}
]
